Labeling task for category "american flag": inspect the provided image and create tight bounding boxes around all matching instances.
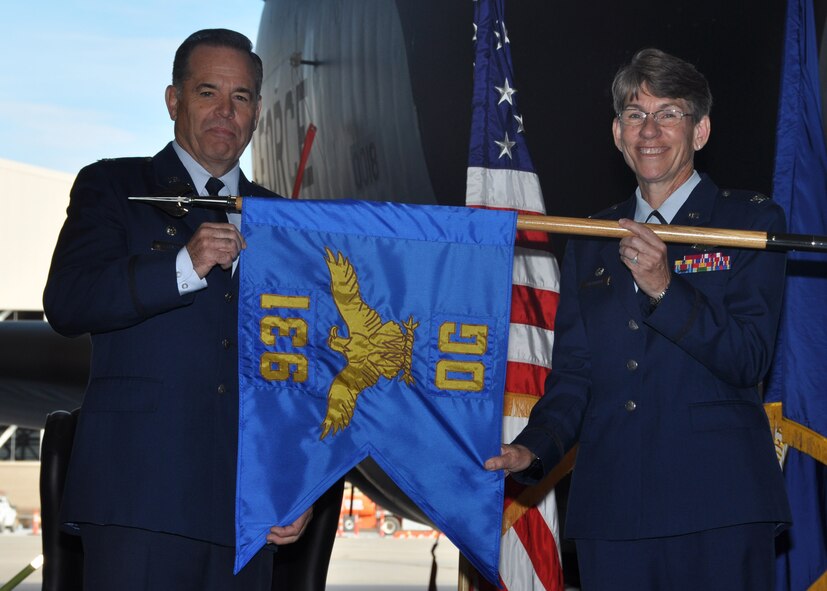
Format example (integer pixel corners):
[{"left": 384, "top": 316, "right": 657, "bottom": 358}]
[{"left": 461, "top": 0, "right": 565, "bottom": 590}]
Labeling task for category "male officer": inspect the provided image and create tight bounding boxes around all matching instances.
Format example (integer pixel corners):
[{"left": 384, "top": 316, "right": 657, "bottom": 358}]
[{"left": 44, "top": 29, "right": 313, "bottom": 590}]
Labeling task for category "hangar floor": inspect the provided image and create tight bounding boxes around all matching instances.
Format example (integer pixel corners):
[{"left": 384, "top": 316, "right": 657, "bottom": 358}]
[{"left": 0, "top": 530, "right": 461, "bottom": 590}]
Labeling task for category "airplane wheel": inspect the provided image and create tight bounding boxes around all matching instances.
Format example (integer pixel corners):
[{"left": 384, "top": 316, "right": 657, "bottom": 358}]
[
  {"left": 380, "top": 516, "right": 401, "bottom": 536},
  {"left": 342, "top": 515, "right": 356, "bottom": 531}
]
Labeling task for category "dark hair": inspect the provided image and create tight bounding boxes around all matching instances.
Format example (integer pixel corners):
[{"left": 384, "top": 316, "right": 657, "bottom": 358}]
[
  {"left": 172, "top": 28, "right": 263, "bottom": 96},
  {"left": 611, "top": 48, "right": 712, "bottom": 118}
]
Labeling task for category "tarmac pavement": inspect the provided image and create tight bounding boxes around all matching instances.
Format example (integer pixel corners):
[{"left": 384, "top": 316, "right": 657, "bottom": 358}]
[{"left": 0, "top": 529, "right": 461, "bottom": 590}]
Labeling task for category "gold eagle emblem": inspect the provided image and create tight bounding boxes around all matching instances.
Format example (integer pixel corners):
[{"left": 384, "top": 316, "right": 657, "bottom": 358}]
[{"left": 321, "top": 248, "right": 418, "bottom": 440}]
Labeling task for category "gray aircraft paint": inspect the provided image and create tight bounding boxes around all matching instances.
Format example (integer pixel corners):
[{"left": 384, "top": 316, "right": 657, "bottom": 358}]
[{"left": 253, "top": 0, "right": 436, "bottom": 203}]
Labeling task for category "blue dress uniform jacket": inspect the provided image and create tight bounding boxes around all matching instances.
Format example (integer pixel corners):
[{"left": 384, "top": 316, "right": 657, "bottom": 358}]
[
  {"left": 514, "top": 174, "right": 792, "bottom": 540},
  {"left": 43, "top": 142, "right": 280, "bottom": 547}
]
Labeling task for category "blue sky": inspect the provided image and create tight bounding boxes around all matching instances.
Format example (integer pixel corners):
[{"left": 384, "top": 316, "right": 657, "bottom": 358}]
[{"left": 0, "top": 1, "right": 266, "bottom": 175}]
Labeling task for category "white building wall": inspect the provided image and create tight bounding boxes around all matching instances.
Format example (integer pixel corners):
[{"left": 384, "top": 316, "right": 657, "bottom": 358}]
[{"left": 0, "top": 158, "right": 74, "bottom": 312}]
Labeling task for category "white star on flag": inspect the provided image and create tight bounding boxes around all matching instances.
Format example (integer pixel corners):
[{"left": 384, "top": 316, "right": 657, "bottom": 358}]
[
  {"left": 496, "top": 78, "right": 516, "bottom": 105},
  {"left": 495, "top": 132, "right": 516, "bottom": 159},
  {"left": 463, "top": 0, "right": 566, "bottom": 589}
]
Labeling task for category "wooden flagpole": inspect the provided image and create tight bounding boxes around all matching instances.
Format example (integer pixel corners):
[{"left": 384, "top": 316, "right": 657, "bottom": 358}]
[
  {"left": 126, "top": 195, "right": 827, "bottom": 253},
  {"left": 232, "top": 197, "right": 827, "bottom": 253},
  {"left": 516, "top": 214, "right": 771, "bottom": 249}
]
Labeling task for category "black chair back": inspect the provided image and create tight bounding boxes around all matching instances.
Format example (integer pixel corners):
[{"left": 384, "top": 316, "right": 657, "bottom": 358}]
[{"left": 40, "top": 409, "right": 84, "bottom": 591}]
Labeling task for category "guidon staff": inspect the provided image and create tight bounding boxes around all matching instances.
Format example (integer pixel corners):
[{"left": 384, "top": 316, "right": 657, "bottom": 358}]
[{"left": 128, "top": 194, "right": 827, "bottom": 253}]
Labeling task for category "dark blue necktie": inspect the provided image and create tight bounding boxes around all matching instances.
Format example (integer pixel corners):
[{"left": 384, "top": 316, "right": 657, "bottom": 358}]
[
  {"left": 204, "top": 177, "right": 226, "bottom": 222},
  {"left": 646, "top": 210, "right": 668, "bottom": 224},
  {"left": 205, "top": 177, "right": 225, "bottom": 196}
]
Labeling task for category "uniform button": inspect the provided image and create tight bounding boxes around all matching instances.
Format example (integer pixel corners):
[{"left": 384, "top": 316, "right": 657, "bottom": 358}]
[
  {"left": 625, "top": 400, "right": 637, "bottom": 412},
  {"left": 181, "top": 283, "right": 188, "bottom": 290},
  {"left": 165, "top": 225, "right": 177, "bottom": 237},
  {"left": 222, "top": 338, "right": 231, "bottom": 349},
  {"left": 595, "top": 267, "right": 605, "bottom": 277},
  {"left": 626, "top": 359, "right": 638, "bottom": 371},
  {"left": 217, "top": 384, "right": 226, "bottom": 394},
  {"left": 628, "top": 319, "right": 639, "bottom": 331},
  {"left": 224, "top": 292, "right": 234, "bottom": 303}
]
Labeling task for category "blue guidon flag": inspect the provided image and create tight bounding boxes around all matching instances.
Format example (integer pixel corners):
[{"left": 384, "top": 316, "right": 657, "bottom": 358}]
[{"left": 234, "top": 197, "right": 516, "bottom": 584}]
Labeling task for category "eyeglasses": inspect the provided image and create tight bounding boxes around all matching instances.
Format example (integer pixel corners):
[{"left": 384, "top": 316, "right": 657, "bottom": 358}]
[{"left": 617, "top": 108, "right": 694, "bottom": 127}]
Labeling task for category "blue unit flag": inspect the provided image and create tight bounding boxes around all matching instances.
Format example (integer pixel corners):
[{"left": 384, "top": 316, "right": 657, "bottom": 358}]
[{"left": 235, "top": 197, "right": 517, "bottom": 584}]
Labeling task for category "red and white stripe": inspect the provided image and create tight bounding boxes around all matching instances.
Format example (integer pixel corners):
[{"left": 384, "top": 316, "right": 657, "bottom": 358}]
[{"left": 466, "top": 165, "right": 563, "bottom": 591}]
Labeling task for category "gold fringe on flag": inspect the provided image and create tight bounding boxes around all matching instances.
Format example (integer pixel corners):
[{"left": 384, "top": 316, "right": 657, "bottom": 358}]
[
  {"left": 502, "top": 391, "right": 541, "bottom": 419},
  {"left": 764, "top": 402, "right": 827, "bottom": 465}
]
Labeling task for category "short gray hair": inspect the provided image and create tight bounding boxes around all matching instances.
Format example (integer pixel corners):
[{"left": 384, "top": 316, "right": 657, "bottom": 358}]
[{"left": 611, "top": 48, "right": 712, "bottom": 118}]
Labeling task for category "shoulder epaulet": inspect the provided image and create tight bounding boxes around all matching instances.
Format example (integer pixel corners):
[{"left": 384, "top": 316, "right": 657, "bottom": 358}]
[
  {"left": 720, "top": 188, "right": 771, "bottom": 205},
  {"left": 249, "top": 182, "right": 282, "bottom": 198},
  {"left": 589, "top": 201, "right": 625, "bottom": 220},
  {"left": 95, "top": 156, "right": 151, "bottom": 164}
]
